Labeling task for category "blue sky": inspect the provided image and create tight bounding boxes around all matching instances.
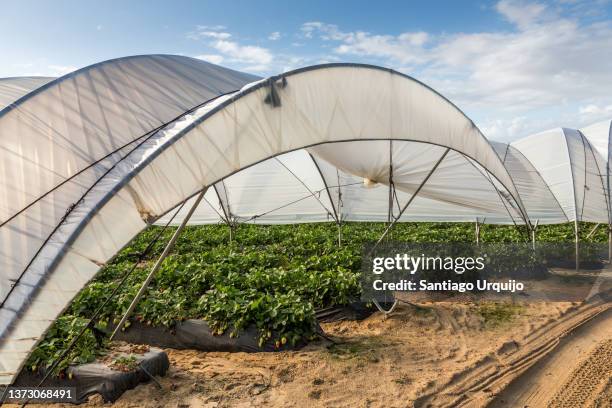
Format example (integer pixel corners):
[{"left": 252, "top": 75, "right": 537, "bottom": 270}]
[{"left": 2, "top": 0, "right": 612, "bottom": 141}]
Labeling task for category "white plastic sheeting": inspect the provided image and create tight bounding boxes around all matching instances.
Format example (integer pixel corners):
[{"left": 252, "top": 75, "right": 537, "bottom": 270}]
[
  {"left": 491, "top": 142, "right": 567, "bottom": 224},
  {"left": 0, "top": 56, "right": 257, "bottom": 384},
  {"left": 0, "top": 55, "right": 609, "bottom": 385},
  {"left": 156, "top": 138, "right": 575, "bottom": 226},
  {"left": 0, "top": 77, "right": 54, "bottom": 110},
  {"left": 156, "top": 142, "right": 528, "bottom": 226},
  {"left": 581, "top": 119, "right": 612, "bottom": 221},
  {"left": 0, "top": 55, "right": 255, "bottom": 308},
  {"left": 512, "top": 128, "right": 609, "bottom": 224}
]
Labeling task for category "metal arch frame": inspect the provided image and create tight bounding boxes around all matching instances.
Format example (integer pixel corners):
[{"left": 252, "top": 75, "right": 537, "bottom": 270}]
[
  {"left": 307, "top": 152, "right": 344, "bottom": 246},
  {"left": 0, "top": 54, "right": 259, "bottom": 117},
  {"left": 462, "top": 155, "right": 524, "bottom": 228},
  {"left": 577, "top": 129, "right": 612, "bottom": 263},
  {"left": 562, "top": 128, "right": 612, "bottom": 269},
  {"left": 0, "top": 89, "right": 242, "bottom": 312},
  {"left": 1, "top": 60, "right": 529, "bottom": 230},
  {"left": 561, "top": 129, "right": 582, "bottom": 270},
  {"left": 308, "top": 153, "right": 340, "bottom": 224},
  {"left": 0, "top": 64, "right": 533, "bottom": 355},
  {"left": 0, "top": 53, "right": 259, "bottom": 228},
  {"left": 505, "top": 143, "right": 569, "bottom": 224},
  {"left": 576, "top": 130, "right": 612, "bottom": 224},
  {"left": 370, "top": 148, "right": 451, "bottom": 315},
  {"left": 0, "top": 142, "right": 530, "bottom": 347}
]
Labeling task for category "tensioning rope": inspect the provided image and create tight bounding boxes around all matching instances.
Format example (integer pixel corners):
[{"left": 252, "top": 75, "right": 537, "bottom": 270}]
[{"left": 239, "top": 182, "right": 362, "bottom": 223}]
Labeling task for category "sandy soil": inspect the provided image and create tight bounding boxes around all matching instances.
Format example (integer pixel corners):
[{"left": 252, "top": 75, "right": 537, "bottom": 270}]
[
  {"left": 489, "top": 307, "right": 612, "bottom": 408},
  {"left": 8, "top": 287, "right": 611, "bottom": 408},
  {"left": 38, "top": 299, "right": 603, "bottom": 408}
]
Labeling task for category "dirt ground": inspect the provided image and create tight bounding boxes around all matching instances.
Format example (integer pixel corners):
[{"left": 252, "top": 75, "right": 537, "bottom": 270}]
[
  {"left": 33, "top": 296, "right": 609, "bottom": 408},
  {"left": 489, "top": 307, "right": 612, "bottom": 408}
]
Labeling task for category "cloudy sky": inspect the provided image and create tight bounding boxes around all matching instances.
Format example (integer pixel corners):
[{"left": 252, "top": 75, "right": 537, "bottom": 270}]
[{"left": 2, "top": 0, "right": 611, "bottom": 141}]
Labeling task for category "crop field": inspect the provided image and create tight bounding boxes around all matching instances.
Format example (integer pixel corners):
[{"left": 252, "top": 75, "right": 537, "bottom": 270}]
[{"left": 25, "top": 221, "right": 608, "bottom": 377}]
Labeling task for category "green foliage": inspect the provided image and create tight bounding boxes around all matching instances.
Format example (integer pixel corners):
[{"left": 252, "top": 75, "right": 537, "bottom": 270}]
[
  {"left": 26, "top": 316, "right": 106, "bottom": 376},
  {"left": 110, "top": 355, "right": 139, "bottom": 372},
  {"left": 26, "top": 221, "right": 603, "bottom": 375},
  {"left": 478, "top": 302, "right": 524, "bottom": 326}
]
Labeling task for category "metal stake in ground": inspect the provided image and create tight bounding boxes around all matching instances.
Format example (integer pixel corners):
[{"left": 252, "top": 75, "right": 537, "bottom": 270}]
[
  {"left": 609, "top": 224, "right": 612, "bottom": 264},
  {"left": 575, "top": 220, "right": 580, "bottom": 271},
  {"left": 531, "top": 219, "right": 539, "bottom": 251},
  {"left": 110, "top": 187, "right": 208, "bottom": 340}
]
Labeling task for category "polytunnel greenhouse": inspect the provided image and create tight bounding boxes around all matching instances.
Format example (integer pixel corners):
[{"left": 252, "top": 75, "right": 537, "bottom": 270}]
[{"left": 0, "top": 54, "right": 610, "bottom": 386}]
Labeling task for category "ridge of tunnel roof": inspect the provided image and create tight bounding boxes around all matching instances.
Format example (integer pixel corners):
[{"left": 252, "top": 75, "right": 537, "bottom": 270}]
[
  {"left": 100, "top": 62, "right": 530, "bottom": 226},
  {"left": 0, "top": 76, "right": 56, "bottom": 110},
  {"left": 0, "top": 54, "right": 261, "bottom": 117}
]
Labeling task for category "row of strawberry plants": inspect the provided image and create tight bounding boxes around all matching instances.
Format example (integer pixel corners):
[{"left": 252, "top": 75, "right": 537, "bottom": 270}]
[{"left": 25, "top": 221, "right": 608, "bottom": 375}]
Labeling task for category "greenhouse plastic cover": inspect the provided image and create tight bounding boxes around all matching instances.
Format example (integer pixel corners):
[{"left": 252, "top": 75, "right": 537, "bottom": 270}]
[
  {"left": 0, "top": 77, "right": 55, "bottom": 110},
  {"left": 0, "top": 55, "right": 610, "bottom": 384}
]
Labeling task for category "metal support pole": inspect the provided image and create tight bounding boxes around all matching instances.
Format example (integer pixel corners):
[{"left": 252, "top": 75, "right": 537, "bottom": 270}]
[
  {"left": 575, "top": 220, "right": 580, "bottom": 271},
  {"left": 387, "top": 140, "right": 393, "bottom": 225},
  {"left": 531, "top": 219, "right": 539, "bottom": 251},
  {"left": 337, "top": 222, "right": 342, "bottom": 247},
  {"left": 608, "top": 225, "right": 612, "bottom": 264},
  {"left": 475, "top": 219, "right": 480, "bottom": 246},
  {"left": 110, "top": 187, "right": 208, "bottom": 340},
  {"left": 372, "top": 148, "right": 450, "bottom": 252},
  {"left": 367, "top": 150, "right": 449, "bottom": 316},
  {"left": 585, "top": 223, "right": 600, "bottom": 240}
]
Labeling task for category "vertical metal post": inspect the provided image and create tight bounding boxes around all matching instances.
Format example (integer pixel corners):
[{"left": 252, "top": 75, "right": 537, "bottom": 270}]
[
  {"left": 110, "top": 187, "right": 208, "bottom": 340},
  {"left": 608, "top": 225, "right": 612, "bottom": 264},
  {"left": 373, "top": 148, "right": 450, "bottom": 251},
  {"left": 387, "top": 140, "right": 393, "bottom": 225},
  {"left": 337, "top": 222, "right": 342, "bottom": 247},
  {"left": 575, "top": 220, "right": 580, "bottom": 271},
  {"left": 531, "top": 219, "right": 539, "bottom": 251},
  {"left": 475, "top": 219, "right": 480, "bottom": 246}
]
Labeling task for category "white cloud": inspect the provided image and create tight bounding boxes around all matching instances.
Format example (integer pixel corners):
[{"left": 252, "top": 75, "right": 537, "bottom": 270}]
[
  {"left": 212, "top": 39, "right": 273, "bottom": 66},
  {"left": 189, "top": 26, "right": 274, "bottom": 71},
  {"left": 268, "top": 31, "right": 281, "bottom": 40},
  {"left": 301, "top": 22, "right": 351, "bottom": 41},
  {"left": 334, "top": 31, "right": 430, "bottom": 65},
  {"left": 495, "top": 0, "right": 548, "bottom": 28},
  {"left": 48, "top": 65, "right": 77, "bottom": 76},
  {"left": 187, "top": 25, "right": 232, "bottom": 40},
  {"left": 579, "top": 103, "right": 612, "bottom": 121},
  {"left": 195, "top": 54, "right": 224, "bottom": 64},
  {"left": 300, "top": 1, "right": 612, "bottom": 140},
  {"left": 480, "top": 116, "right": 541, "bottom": 140},
  {"left": 189, "top": 30, "right": 232, "bottom": 40}
]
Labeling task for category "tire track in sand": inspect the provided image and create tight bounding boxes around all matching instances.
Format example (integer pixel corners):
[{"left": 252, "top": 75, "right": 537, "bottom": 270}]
[
  {"left": 548, "top": 339, "right": 612, "bottom": 408},
  {"left": 487, "top": 304, "right": 612, "bottom": 408}
]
